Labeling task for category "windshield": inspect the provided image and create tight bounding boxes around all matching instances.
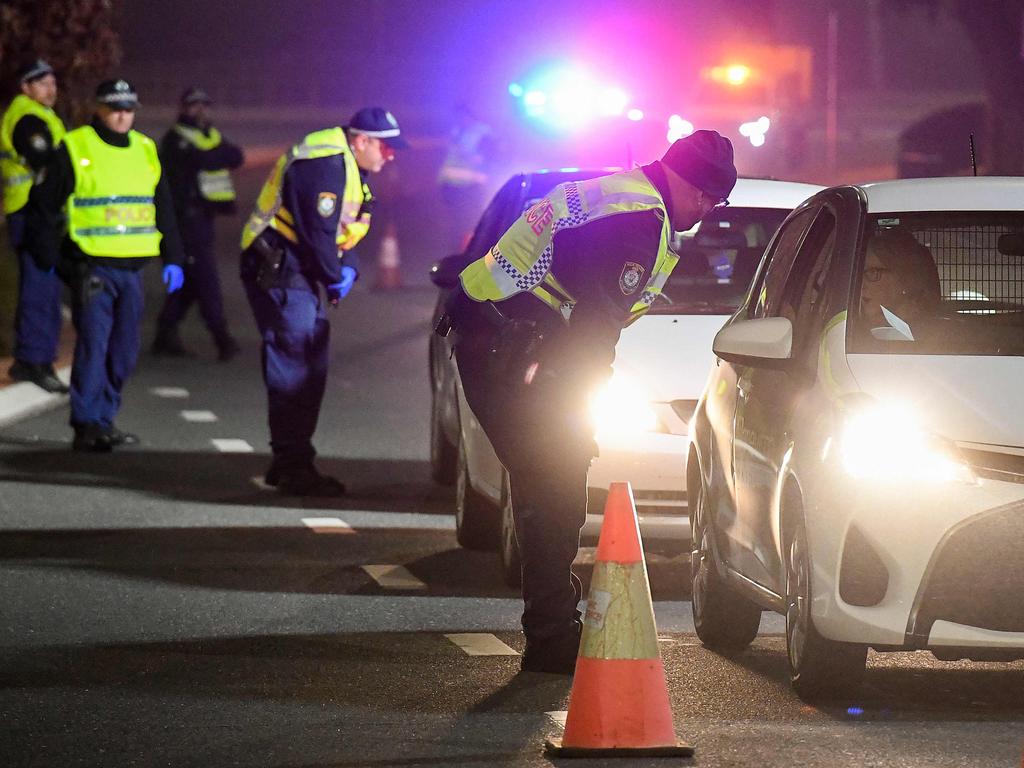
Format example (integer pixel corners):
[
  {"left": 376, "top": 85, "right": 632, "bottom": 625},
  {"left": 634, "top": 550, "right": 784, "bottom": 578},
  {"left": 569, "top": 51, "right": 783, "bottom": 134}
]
[
  {"left": 849, "top": 212, "right": 1024, "bottom": 355},
  {"left": 652, "top": 207, "right": 790, "bottom": 315}
]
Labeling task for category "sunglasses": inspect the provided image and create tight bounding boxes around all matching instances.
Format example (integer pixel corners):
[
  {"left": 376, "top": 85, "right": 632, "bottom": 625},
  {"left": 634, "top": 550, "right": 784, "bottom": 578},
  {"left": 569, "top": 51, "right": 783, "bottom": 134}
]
[{"left": 699, "top": 190, "right": 729, "bottom": 210}]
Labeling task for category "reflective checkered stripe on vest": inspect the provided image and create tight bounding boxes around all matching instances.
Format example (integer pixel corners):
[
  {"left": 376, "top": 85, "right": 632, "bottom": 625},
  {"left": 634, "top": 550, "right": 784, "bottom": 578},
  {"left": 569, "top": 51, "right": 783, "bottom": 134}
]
[
  {"left": 459, "top": 168, "right": 677, "bottom": 322},
  {"left": 240, "top": 127, "right": 369, "bottom": 252},
  {"left": 63, "top": 126, "right": 162, "bottom": 258},
  {"left": 172, "top": 123, "right": 236, "bottom": 202},
  {"left": 0, "top": 94, "right": 66, "bottom": 214}
]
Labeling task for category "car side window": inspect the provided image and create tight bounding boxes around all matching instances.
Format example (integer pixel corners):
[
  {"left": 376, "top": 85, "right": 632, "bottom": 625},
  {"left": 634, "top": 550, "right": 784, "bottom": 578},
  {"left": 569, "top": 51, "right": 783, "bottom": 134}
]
[
  {"left": 749, "top": 207, "right": 819, "bottom": 319},
  {"left": 778, "top": 209, "right": 838, "bottom": 361}
]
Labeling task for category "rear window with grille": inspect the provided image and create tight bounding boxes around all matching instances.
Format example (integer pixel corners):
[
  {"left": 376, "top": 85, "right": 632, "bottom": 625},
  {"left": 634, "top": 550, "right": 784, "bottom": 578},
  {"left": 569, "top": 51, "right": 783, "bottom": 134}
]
[{"left": 849, "top": 213, "right": 1024, "bottom": 355}]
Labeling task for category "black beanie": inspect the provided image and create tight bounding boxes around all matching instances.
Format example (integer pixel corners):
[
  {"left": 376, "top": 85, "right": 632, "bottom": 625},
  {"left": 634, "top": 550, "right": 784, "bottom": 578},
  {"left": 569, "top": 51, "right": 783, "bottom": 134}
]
[{"left": 661, "top": 129, "right": 737, "bottom": 200}]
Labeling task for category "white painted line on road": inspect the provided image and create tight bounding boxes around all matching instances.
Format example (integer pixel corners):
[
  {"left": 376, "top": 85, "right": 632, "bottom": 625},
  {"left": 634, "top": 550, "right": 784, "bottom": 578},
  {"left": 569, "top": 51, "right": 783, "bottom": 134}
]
[
  {"left": 211, "top": 438, "right": 254, "bottom": 453},
  {"left": 362, "top": 564, "right": 427, "bottom": 590},
  {"left": 181, "top": 410, "right": 218, "bottom": 422},
  {"left": 150, "top": 386, "right": 189, "bottom": 398},
  {"left": 445, "top": 633, "right": 519, "bottom": 656},
  {"left": 545, "top": 711, "right": 567, "bottom": 729},
  {"left": 302, "top": 517, "right": 354, "bottom": 534},
  {"left": 0, "top": 377, "right": 68, "bottom": 427}
]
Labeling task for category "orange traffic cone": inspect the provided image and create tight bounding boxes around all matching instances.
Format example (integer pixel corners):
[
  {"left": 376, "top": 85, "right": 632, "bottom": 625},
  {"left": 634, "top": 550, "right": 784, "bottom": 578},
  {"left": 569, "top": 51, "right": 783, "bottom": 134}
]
[
  {"left": 374, "top": 222, "right": 403, "bottom": 290},
  {"left": 545, "top": 481, "right": 694, "bottom": 759}
]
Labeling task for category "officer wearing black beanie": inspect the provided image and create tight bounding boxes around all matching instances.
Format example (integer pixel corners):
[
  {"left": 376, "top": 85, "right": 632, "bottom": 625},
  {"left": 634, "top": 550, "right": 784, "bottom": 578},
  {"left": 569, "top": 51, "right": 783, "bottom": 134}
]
[{"left": 439, "top": 129, "right": 737, "bottom": 674}]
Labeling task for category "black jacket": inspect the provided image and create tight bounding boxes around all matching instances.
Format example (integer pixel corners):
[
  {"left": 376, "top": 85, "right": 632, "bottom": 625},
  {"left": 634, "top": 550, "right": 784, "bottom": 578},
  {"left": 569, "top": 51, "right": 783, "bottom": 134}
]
[{"left": 159, "top": 114, "right": 244, "bottom": 223}]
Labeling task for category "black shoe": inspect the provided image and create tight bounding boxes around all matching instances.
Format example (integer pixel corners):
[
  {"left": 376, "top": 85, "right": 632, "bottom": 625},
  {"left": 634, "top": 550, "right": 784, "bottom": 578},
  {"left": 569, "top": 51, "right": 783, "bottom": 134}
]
[
  {"left": 216, "top": 337, "right": 241, "bottom": 362},
  {"left": 9, "top": 360, "right": 69, "bottom": 394},
  {"left": 276, "top": 467, "right": 347, "bottom": 497},
  {"left": 151, "top": 337, "right": 194, "bottom": 357},
  {"left": 107, "top": 427, "right": 139, "bottom": 446},
  {"left": 521, "top": 623, "right": 583, "bottom": 675},
  {"left": 72, "top": 425, "right": 114, "bottom": 453}
]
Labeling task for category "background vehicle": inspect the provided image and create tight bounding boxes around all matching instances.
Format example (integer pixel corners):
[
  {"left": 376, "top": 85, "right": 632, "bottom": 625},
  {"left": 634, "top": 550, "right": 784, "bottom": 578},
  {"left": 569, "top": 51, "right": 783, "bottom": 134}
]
[
  {"left": 688, "top": 177, "right": 1024, "bottom": 701},
  {"left": 429, "top": 170, "right": 821, "bottom": 586}
]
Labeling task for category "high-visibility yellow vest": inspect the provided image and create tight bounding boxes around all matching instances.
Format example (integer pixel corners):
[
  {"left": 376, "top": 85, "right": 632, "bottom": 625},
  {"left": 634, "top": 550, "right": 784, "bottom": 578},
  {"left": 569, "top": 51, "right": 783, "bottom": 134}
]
[
  {"left": 240, "top": 127, "right": 370, "bottom": 252},
  {"left": 63, "top": 126, "right": 162, "bottom": 258},
  {"left": 171, "top": 123, "right": 236, "bottom": 202},
  {"left": 0, "top": 94, "right": 66, "bottom": 214},
  {"left": 459, "top": 168, "right": 678, "bottom": 324}
]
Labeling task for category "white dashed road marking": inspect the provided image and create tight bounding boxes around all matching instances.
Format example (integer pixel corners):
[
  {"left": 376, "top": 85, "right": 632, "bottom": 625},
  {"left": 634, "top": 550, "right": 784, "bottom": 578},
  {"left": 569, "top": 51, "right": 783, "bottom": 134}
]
[
  {"left": 181, "top": 410, "right": 218, "bottom": 422},
  {"left": 150, "top": 387, "right": 189, "bottom": 398},
  {"left": 362, "top": 564, "right": 427, "bottom": 590},
  {"left": 445, "top": 633, "right": 520, "bottom": 656},
  {"left": 301, "top": 517, "right": 354, "bottom": 534},
  {"left": 545, "top": 711, "right": 567, "bottom": 729},
  {"left": 211, "top": 438, "right": 254, "bottom": 453}
]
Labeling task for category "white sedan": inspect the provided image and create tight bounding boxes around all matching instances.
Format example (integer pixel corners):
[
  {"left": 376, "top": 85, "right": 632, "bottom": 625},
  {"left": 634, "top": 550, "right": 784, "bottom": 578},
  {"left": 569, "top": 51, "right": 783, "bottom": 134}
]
[
  {"left": 689, "top": 177, "right": 1024, "bottom": 700},
  {"left": 433, "top": 175, "right": 821, "bottom": 585}
]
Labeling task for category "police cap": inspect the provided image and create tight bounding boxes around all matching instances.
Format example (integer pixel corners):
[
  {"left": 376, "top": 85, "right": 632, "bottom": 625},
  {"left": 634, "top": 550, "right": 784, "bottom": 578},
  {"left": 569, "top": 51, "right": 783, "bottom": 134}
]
[
  {"left": 95, "top": 79, "right": 140, "bottom": 111},
  {"left": 180, "top": 85, "right": 212, "bottom": 106},
  {"left": 346, "top": 107, "right": 409, "bottom": 149},
  {"left": 18, "top": 59, "right": 55, "bottom": 85}
]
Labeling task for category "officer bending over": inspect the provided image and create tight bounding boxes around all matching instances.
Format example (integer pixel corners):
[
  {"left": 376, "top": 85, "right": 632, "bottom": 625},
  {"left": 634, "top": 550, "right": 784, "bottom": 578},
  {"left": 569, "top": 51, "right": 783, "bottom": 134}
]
[
  {"left": 26, "top": 79, "right": 185, "bottom": 451},
  {"left": 240, "top": 107, "right": 406, "bottom": 496},
  {"left": 441, "top": 131, "right": 737, "bottom": 674}
]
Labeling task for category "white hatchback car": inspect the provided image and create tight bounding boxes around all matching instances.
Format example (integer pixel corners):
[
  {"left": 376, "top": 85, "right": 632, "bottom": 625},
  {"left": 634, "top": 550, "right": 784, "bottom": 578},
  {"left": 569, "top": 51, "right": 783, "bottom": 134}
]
[
  {"left": 688, "top": 177, "right": 1024, "bottom": 700},
  {"left": 433, "top": 175, "right": 821, "bottom": 585}
]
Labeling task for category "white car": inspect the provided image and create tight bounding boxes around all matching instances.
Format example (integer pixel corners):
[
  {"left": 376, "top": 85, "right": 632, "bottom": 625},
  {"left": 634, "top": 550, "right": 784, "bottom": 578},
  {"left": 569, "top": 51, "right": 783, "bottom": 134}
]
[
  {"left": 431, "top": 174, "right": 821, "bottom": 585},
  {"left": 688, "top": 177, "right": 1024, "bottom": 700}
]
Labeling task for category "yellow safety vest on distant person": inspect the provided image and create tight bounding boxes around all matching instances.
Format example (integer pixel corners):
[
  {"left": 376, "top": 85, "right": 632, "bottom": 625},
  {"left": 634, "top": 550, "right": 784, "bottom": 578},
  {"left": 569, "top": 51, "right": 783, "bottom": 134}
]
[
  {"left": 0, "top": 94, "right": 66, "bottom": 214},
  {"left": 240, "top": 127, "right": 370, "bottom": 252},
  {"left": 171, "top": 123, "right": 236, "bottom": 202},
  {"left": 62, "top": 125, "right": 162, "bottom": 257},
  {"left": 459, "top": 168, "right": 678, "bottom": 324}
]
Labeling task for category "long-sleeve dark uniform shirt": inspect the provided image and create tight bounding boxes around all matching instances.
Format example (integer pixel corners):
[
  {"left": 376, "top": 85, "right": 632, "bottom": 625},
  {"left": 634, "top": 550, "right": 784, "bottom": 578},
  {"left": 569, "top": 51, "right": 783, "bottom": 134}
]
[
  {"left": 25, "top": 117, "right": 184, "bottom": 272},
  {"left": 10, "top": 112, "right": 60, "bottom": 174},
  {"left": 159, "top": 114, "right": 245, "bottom": 241},
  {"left": 248, "top": 152, "right": 364, "bottom": 288}
]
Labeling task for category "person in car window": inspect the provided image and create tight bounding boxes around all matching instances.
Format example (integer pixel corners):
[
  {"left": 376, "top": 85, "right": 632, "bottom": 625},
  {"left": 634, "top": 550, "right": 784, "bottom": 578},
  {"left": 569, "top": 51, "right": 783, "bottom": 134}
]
[
  {"left": 440, "top": 130, "right": 737, "bottom": 674},
  {"left": 859, "top": 227, "right": 941, "bottom": 334}
]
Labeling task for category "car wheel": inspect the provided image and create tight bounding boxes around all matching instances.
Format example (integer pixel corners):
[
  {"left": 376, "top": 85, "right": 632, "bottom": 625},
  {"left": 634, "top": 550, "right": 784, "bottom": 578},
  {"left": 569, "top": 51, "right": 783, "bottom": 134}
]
[
  {"left": 784, "top": 511, "right": 867, "bottom": 701},
  {"left": 429, "top": 390, "right": 457, "bottom": 485},
  {"left": 690, "top": 477, "right": 761, "bottom": 652},
  {"left": 499, "top": 474, "right": 521, "bottom": 588},
  {"left": 454, "top": 435, "right": 499, "bottom": 550}
]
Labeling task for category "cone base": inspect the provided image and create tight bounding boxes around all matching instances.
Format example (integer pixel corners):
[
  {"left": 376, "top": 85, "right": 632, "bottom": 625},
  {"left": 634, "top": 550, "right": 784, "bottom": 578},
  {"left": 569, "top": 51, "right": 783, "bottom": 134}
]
[{"left": 544, "top": 737, "right": 695, "bottom": 758}]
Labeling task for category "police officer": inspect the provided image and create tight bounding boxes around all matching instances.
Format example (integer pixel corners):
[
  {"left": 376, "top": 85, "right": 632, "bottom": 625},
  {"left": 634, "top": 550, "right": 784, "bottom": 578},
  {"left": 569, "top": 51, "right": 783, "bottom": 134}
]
[
  {"left": 240, "top": 107, "right": 406, "bottom": 496},
  {"left": 0, "top": 59, "right": 67, "bottom": 393},
  {"left": 25, "top": 79, "right": 185, "bottom": 451},
  {"left": 436, "top": 103, "right": 495, "bottom": 252},
  {"left": 441, "top": 130, "right": 737, "bottom": 673},
  {"left": 152, "top": 86, "right": 244, "bottom": 360}
]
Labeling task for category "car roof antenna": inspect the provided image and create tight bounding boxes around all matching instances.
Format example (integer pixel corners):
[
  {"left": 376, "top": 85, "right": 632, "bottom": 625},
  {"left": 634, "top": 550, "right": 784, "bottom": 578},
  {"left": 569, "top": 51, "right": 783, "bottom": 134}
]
[{"left": 969, "top": 133, "right": 978, "bottom": 176}]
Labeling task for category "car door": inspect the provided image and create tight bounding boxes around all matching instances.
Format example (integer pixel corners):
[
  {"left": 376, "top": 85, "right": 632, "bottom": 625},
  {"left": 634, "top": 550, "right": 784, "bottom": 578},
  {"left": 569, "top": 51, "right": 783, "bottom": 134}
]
[{"left": 726, "top": 206, "right": 838, "bottom": 585}]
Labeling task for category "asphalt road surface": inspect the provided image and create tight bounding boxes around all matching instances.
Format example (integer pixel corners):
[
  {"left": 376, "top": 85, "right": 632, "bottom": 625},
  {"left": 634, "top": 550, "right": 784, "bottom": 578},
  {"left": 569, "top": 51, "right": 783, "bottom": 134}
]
[{"left": 2, "top": 160, "right": 1023, "bottom": 768}]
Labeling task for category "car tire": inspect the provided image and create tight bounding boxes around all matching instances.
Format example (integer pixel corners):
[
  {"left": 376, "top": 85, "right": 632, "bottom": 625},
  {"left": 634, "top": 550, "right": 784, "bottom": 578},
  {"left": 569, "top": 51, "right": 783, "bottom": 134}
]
[
  {"left": 455, "top": 435, "right": 499, "bottom": 550},
  {"left": 429, "top": 390, "right": 457, "bottom": 485},
  {"left": 784, "top": 509, "right": 867, "bottom": 701},
  {"left": 499, "top": 473, "right": 522, "bottom": 588},
  {"left": 690, "top": 476, "right": 762, "bottom": 652}
]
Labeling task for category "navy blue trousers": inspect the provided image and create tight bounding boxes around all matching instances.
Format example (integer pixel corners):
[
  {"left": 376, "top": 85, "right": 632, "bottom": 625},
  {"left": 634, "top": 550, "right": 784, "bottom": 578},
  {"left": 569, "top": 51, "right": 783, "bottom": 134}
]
[
  {"left": 243, "top": 278, "right": 330, "bottom": 474},
  {"left": 70, "top": 265, "right": 143, "bottom": 429},
  {"left": 155, "top": 221, "right": 230, "bottom": 345},
  {"left": 7, "top": 210, "right": 63, "bottom": 365}
]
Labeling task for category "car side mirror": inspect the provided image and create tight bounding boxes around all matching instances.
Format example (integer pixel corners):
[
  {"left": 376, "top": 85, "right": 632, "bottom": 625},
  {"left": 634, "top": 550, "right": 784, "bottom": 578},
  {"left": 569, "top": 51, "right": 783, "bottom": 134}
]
[
  {"left": 713, "top": 317, "right": 793, "bottom": 369},
  {"left": 429, "top": 254, "right": 468, "bottom": 288}
]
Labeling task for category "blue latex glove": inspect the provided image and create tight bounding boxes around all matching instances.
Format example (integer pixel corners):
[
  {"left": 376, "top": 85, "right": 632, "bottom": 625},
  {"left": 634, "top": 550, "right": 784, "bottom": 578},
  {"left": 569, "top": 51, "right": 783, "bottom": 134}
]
[
  {"left": 162, "top": 264, "right": 185, "bottom": 294},
  {"left": 326, "top": 265, "right": 357, "bottom": 306}
]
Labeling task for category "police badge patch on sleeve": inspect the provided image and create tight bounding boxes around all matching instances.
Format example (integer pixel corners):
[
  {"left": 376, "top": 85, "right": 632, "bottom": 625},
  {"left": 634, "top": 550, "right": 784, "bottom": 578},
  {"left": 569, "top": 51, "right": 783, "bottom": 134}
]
[
  {"left": 619, "top": 262, "right": 645, "bottom": 295},
  {"left": 317, "top": 192, "right": 337, "bottom": 217}
]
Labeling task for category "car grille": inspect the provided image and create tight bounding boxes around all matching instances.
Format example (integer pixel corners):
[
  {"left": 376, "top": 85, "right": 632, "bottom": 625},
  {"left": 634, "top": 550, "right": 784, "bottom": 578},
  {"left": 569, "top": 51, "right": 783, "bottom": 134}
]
[
  {"left": 960, "top": 447, "right": 1024, "bottom": 484},
  {"left": 909, "top": 500, "right": 1024, "bottom": 641},
  {"left": 587, "top": 487, "right": 688, "bottom": 516}
]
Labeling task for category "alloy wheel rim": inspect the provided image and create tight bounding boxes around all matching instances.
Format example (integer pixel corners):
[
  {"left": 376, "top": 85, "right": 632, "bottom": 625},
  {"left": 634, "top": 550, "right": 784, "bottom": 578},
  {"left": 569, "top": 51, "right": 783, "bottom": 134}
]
[
  {"left": 691, "top": 486, "right": 709, "bottom": 620},
  {"left": 455, "top": 450, "right": 467, "bottom": 527},
  {"left": 786, "top": 531, "right": 809, "bottom": 669}
]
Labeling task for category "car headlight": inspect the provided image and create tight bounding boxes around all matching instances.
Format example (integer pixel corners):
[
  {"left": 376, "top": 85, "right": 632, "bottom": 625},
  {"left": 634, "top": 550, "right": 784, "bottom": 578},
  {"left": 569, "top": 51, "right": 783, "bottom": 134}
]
[
  {"left": 589, "top": 374, "right": 664, "bottom": 436},
  {"left": 839, "top": 401, "right": 973, "bottom": 484}
]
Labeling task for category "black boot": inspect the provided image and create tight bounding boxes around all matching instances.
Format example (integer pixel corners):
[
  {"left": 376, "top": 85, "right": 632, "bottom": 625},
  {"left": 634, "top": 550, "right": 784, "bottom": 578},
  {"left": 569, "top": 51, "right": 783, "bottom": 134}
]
[{"left": 9, "top": 360, "right": 69, "bottom": 394}]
